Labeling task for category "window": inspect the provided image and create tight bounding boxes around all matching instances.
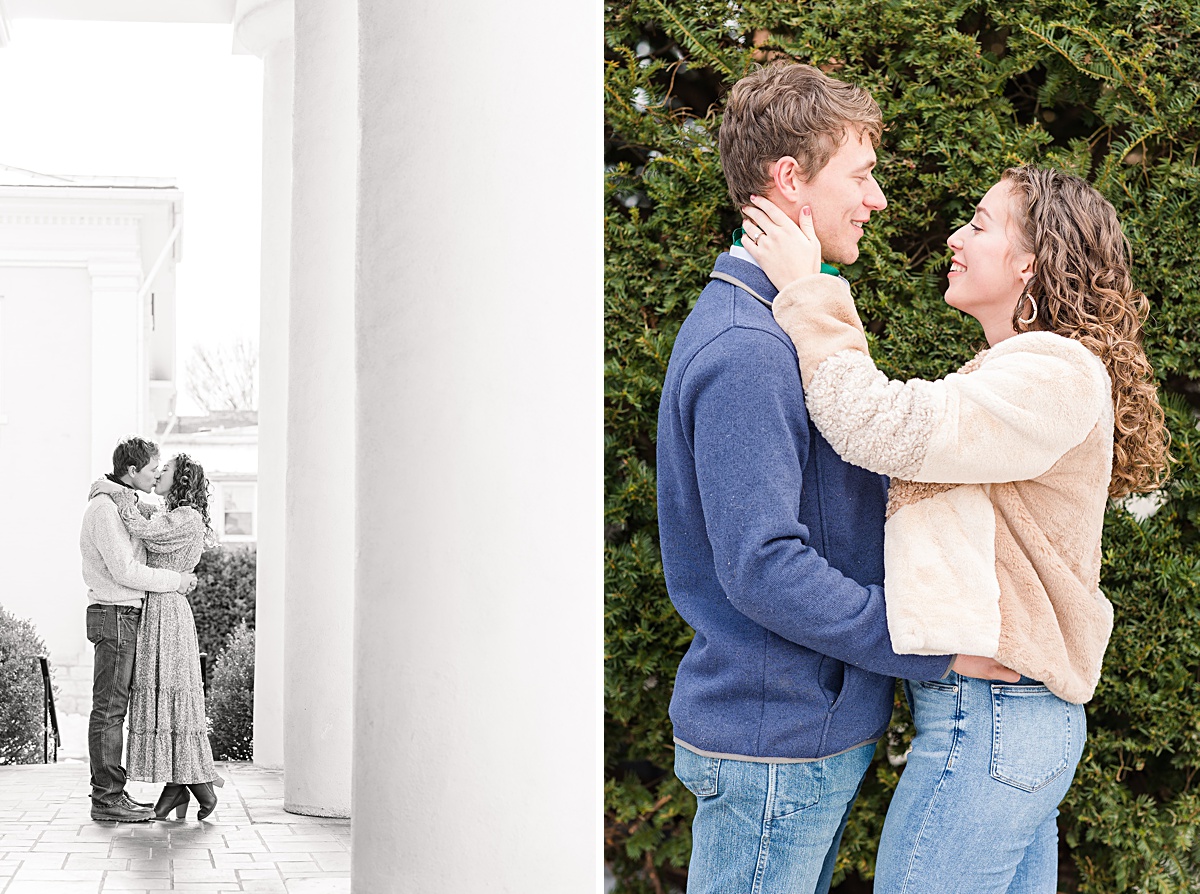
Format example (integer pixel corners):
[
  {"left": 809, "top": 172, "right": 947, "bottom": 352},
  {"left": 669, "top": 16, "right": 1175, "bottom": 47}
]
[{"left": 219, "top": 482, "right": 256, "bottom": 541}]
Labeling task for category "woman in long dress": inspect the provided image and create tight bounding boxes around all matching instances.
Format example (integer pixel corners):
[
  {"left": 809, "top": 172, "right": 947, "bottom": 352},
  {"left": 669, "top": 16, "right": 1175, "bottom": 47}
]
[{"left": 93, "top": 452, "right": 224, "bottom": 820}]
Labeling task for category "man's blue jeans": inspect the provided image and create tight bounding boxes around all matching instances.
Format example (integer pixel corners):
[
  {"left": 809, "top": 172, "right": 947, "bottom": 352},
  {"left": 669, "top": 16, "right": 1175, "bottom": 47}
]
[
  {"left": 87, "top": 603, "right": 141, "bottom": 805},
  {"left": 674, "top": 741, "right": 875, "bottom": 894},
  {"left": 875, "top": 674, "right": 1086, "bottom": 893}
]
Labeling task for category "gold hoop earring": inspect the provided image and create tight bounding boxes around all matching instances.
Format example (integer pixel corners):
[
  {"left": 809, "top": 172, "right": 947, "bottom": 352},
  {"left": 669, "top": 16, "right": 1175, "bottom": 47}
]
[{"left": 1018, "top": 292, "right": 1037, "bottom": 325}]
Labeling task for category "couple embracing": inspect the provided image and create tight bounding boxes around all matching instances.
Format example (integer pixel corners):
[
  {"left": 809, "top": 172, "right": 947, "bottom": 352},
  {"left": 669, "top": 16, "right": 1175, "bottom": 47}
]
[
  {"left": 656, "top": 63, "right": 1168, "bottom": 892},
  {"left": 81, "top": 435, "right": 225, "bottom": 823}
]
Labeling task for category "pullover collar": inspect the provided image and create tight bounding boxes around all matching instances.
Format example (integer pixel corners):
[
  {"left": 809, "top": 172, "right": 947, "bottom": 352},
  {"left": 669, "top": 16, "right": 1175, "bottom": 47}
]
[{"left": 105, "top": 474, "right": 141, "bottom": 505}]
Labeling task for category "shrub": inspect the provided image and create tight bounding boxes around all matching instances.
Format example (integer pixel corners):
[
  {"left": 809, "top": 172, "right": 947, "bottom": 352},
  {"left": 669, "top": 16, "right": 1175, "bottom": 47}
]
[
  {"left": 0, "top": 605, "right": 50, "bottom": 765},
  {"left": 208, "top": 622, "right": 255, "bottom": 761},
  {"left": 605, "top": 2, "right": 1200, "bottom": 892},
  {"left": 192, "top": 545, "right": 256, "bottom": 659}
]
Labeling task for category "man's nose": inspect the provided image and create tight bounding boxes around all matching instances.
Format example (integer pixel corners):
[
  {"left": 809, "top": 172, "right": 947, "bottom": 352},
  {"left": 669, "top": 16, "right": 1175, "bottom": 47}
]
[{"left": 867, "top": 180, "right": 887, "bottom": 211}]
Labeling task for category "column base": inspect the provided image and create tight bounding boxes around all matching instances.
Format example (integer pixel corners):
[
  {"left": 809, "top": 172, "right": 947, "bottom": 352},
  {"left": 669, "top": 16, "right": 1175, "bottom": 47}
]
[{"left": 285, "top": 801, "right": 351, "bottom": 819}]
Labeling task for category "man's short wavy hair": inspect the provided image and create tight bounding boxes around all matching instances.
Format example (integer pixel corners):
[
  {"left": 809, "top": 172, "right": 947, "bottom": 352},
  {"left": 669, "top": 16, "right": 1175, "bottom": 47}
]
[
  {"left": 112, "top": 436, "right": 159, "bottom": 478},
  {"left": 718, "top": 62, "right": 883, "bottom": 207}
]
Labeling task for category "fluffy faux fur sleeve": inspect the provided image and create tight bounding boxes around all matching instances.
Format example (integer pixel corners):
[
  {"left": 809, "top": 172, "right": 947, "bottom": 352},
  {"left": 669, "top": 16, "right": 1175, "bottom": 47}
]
[{"left": 772, "top": 277, "right": 1110, "bottom": 484}]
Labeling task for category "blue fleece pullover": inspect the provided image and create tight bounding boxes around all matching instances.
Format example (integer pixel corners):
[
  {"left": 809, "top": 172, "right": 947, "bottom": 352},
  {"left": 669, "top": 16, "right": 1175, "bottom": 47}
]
[{"left": 657, "top": 253, "right": 952, "bottom": 760}]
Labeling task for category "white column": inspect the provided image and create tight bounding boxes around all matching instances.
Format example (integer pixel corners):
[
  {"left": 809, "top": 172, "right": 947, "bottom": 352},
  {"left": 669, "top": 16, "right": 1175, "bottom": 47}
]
[
  {"left": 352, "top": 0, "right": 600, "bottom": 889},
  {"left": 281, "top": 0, "right": 356, "bottom": 817},
  {"left": 89, "top": 260, "right": 146, "bottom": 466},
  {"left": 236, "top": 0, "right": 294, "bottom": 771}
]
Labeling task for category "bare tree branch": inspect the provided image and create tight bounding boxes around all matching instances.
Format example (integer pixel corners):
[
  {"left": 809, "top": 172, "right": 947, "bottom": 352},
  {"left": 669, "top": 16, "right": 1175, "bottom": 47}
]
[{"left": 185, "top": 339, "right": 258, "bottom": 412}]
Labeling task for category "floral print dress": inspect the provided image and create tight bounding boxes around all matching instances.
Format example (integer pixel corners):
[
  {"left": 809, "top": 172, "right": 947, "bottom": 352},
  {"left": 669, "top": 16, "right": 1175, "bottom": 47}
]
[{"left": 111, "top": 489, "right": 216, "bottom": 784}]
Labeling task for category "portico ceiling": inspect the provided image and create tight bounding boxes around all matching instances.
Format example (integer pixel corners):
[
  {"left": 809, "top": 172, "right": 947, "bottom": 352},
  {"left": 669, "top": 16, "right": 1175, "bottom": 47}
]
[{"left": 1, "top": 0, "right": 235, "bottom": 25}]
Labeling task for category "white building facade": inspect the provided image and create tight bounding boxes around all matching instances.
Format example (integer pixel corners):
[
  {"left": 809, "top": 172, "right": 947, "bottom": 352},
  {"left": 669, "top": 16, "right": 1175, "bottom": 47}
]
[
  {"left": 1, "top": 1, "right": 599, "bottom": 889},
  {"left": 163, "top": 411, "right": 259, "bottom": 544},
  {"left": 0, "top": 174, "right": 182, "bottom": 712}
]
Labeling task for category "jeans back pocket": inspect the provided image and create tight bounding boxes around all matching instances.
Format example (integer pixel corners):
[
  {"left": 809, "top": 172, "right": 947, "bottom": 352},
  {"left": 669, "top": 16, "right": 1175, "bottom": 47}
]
[{"left": 989, "top": 684, "right": 1078, "bottom": 793}]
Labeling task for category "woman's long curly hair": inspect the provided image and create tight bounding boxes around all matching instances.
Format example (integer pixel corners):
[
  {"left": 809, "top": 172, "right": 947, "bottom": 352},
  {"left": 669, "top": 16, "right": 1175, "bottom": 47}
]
[
  {"left": 164, "top": 452, "right": 217, "bottom": 543},
  {"left": 1002, "top": 165, "right": 1170, "bottom": 498}
]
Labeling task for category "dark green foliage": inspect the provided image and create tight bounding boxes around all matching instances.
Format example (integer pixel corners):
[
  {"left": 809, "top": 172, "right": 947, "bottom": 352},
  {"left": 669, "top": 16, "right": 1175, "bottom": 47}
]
[
  {"left": 605, "top": 2, "right": 1200, "bottom": 891},
  {"left": 0, "top": 605, "right": 49, "bottom": 765},
  {"left": 208, "top": 622, "right": 254, "bottom": 761},
  {"left": 191, "top": 545, "right": 256, "bottom": 660}
]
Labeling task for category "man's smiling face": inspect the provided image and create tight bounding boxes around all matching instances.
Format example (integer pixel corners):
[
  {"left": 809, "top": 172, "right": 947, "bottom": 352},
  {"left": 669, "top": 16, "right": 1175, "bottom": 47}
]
[{"left": 795, "top": 128, "right": 887, "bottom": 266}]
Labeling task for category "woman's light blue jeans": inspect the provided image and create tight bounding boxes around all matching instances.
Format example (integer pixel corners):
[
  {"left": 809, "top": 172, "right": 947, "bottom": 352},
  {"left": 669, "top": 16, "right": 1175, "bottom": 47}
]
[
  {"left": 674, "top": 741, "right": 876, "bottom": 894},
  {"left": 875, "top": 674, "right": 1086, "bottom": 893}
]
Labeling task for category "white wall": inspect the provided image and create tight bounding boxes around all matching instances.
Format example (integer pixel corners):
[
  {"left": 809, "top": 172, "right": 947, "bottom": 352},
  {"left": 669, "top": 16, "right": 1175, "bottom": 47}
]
[
  {"left": 161, "top": 434, "right": 257, "bottom": 478},
  {"left": 0, "top": 265, "right": 93, "bottom": 665}
]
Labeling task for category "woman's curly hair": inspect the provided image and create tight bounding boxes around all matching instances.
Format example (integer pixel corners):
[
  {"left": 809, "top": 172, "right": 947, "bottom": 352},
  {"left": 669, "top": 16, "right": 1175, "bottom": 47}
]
[
  {"left": 164, "top": 452, "right": 217, "bottom": 544},
  {"left": 1002, "top": 165, "right": 1170, "bottom": 498}
]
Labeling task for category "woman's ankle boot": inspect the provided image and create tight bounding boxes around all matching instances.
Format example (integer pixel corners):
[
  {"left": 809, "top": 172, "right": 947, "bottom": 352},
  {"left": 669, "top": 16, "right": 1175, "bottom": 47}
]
[
  {"left": 153, "top": 784, "right": 190, "bottom": 820},
  {"left": 188, "top": 776, "right": 224, "bottom": 821}
]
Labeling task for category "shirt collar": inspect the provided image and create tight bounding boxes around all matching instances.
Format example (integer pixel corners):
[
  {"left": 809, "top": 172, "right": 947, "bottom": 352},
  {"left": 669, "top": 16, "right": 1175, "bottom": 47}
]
[
  {"left": 731, "top": 229, "right": 842, "bottom": 277},
  {"left": 729, "top": 243, "right": 759, "bottom": 266}
]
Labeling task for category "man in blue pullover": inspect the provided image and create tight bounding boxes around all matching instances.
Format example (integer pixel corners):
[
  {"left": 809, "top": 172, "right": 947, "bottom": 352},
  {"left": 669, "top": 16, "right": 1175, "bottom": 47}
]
[{"left": 657, "top": 62, "right": 1014, "bottom": 893}]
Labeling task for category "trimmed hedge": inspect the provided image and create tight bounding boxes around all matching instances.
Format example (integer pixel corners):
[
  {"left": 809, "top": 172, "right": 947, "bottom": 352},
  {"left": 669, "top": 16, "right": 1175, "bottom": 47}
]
[
  {"left": 192, "top": 545, "right": 256, "bottom": 660},
  {"left": 208, "top": 622, "right": 255, "bottom": 761},
  {"left": 0, "top": 605, "right": 50, "bottom": 765},
  {"left": 605, "top": 2, "right": 1200, "bottom": 892}
]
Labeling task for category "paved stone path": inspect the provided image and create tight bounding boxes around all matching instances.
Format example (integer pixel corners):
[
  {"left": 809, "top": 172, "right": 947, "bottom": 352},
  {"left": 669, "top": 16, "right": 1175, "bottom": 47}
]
[{"left": 0, "top": 761, "right": 351, "bottom": 894}]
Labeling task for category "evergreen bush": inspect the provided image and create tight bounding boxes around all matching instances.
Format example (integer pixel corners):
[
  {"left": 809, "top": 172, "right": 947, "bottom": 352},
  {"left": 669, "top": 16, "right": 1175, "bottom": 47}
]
[
  {"left": 605, "top": 2, "right": 1200, "bottom": 891},
  {"left": 192, "top": 545, "right": 256, "bottom": 660},
  {"left": 208, "top": 622, "right": 255, "bottom": 761},
  {"left": 0, "top": 605, "right": 50, "bottom": 765}
]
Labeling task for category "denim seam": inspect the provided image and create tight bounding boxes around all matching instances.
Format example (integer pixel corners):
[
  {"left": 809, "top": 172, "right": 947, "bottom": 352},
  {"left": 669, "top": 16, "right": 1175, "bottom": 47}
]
[
  {"left": 750, "top": 764, "right": 777, "bottom": 894},
  {"left": 898, "top": 681, "right": 963, "bottom": 894}
]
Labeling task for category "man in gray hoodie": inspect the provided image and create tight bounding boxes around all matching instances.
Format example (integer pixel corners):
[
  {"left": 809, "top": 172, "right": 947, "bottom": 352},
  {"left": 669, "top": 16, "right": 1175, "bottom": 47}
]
[{"left": 81, "top": 436, "right": 197, "bottom": 823}]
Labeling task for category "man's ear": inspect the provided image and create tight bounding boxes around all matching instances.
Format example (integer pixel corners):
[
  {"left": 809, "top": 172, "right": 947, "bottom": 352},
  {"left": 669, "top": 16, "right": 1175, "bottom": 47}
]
[{"left": 770, "top": 156, "right": 805, "bottom": 205}]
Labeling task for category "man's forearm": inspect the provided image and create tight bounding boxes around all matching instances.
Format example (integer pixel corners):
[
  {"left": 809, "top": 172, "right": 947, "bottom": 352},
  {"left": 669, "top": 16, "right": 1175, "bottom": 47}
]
[{"left": 91, "top": 508, "right": 182, "bottom": 592}]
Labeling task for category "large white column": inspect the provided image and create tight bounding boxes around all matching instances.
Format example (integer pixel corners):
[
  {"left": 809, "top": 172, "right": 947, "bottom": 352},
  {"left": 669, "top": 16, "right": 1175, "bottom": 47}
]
[
  {"left": 236, "top": 0, "right": 294, "bottom": 770},
  {"left": 352, "top": 0, "right": 600, "bottom": 889},
  {"left": 281, "top": 0, "right": 356, "bottom": 817}
]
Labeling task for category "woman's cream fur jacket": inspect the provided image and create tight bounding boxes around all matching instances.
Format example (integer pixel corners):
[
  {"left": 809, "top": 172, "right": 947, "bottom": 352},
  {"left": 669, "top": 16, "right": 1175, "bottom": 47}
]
[{"left": 773, "top": 274, "right": 1115, "bottom": 704}]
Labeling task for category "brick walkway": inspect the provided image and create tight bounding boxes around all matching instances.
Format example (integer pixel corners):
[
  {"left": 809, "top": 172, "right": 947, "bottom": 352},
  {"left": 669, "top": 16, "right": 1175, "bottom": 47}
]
[{"left": 0, "top": 761, "right": 351, "bottom": 894}]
